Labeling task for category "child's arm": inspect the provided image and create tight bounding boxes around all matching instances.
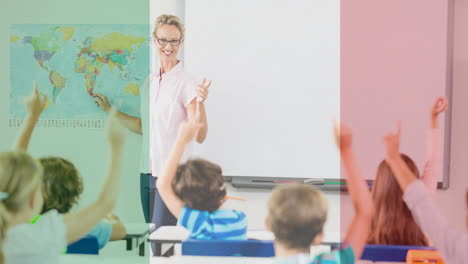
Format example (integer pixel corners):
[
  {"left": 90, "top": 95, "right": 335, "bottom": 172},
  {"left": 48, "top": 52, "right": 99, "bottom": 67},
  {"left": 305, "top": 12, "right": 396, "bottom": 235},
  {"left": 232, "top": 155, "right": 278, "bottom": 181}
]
[
  {"left": 421, "top": 97, "right": 448, "bottom": 192},
  {"left": 109, "top": 222, "right": 126, "bottom": 241},
  {"left": 156, "top": 114, "right": 203, "bottom": 218},
  {"left": 63, "top": 110, "right": 127, "bottom": 244},
  {"left": 384, "top": 123, "right": 468, "bottom": 263},
  {"left": 104, "top": 214, "right": 127, "bottom": 241},
  {"left": 334, "top": 122, "right": 374, "bottom": 259},
  {"left": 14, "top": 81, "right": 48, "bottom": 151},
  {"left": 187, "top": 101, "right": 208, "bottom": 143},
  {"left": 383, "top": 123, "right": 418, "bottom": 190}
]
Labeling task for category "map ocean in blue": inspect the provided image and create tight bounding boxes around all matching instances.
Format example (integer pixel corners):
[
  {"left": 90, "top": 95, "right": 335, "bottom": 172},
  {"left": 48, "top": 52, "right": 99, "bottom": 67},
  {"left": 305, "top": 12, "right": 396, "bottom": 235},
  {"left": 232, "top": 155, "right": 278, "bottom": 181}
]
[{"left": 10, "top": 24, "right": 150, "bottom": 120}]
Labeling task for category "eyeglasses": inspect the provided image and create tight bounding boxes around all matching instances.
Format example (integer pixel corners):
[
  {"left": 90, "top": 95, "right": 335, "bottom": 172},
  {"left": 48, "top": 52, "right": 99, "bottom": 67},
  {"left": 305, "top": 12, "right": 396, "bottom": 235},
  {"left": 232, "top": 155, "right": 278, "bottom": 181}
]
[{"left": 157, "top": 38, "right": 181, "bottom": 46}]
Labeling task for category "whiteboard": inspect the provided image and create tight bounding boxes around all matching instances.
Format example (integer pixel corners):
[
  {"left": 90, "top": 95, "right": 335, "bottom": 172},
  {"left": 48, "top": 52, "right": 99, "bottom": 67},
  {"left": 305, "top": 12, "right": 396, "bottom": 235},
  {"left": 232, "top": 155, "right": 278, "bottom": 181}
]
[
  {"left": 184, "top": 0, "right": 453, "bottom": 184},
  {"left": 185, "top": 0, "right": 340, "bottom": 179}
]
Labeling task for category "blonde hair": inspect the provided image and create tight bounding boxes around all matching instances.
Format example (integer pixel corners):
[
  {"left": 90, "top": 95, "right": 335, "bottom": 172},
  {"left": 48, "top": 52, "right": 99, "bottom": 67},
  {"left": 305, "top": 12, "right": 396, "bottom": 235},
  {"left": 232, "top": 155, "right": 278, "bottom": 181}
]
[
  {"left": 153, "top": 14, "right": 185, "bottom": 40},
  {"left": 0, "top": 152, "right": 43, "bottom": 264},
  {"left": 268, "top": 183, "right": 328, "bottom": 250},
  {"left": 0, "top": 204, "right": 8, "bottom": 264}
]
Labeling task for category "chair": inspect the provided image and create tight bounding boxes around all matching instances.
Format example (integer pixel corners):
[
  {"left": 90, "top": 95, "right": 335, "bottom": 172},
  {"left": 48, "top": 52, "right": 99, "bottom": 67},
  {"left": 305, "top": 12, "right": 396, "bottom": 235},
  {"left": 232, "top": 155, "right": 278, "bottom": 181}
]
[
  {"left": 361, "top": 244, "right": 434, "bottom": 262},
  {"left": 67, "top": 235, "right": 99, "bottom": 255},
  {"left": 182, "top": 239, "right": 275, "bottom": 257}
]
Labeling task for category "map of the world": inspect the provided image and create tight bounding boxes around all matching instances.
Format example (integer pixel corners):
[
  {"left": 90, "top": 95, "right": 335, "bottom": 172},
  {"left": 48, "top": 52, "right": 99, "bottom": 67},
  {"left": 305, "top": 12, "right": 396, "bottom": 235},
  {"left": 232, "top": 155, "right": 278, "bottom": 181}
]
[{"left": 10, "top": 24, "right": 149, "bottom": 128}]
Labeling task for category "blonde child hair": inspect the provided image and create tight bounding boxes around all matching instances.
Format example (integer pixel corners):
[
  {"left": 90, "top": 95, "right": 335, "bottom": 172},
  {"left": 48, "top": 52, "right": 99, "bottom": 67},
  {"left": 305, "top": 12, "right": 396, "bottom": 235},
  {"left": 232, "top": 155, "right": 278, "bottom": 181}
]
[
  {"left": 0, "top": 152, "right": 43, "bottom": 264},
  {"left": 267, "top": 183, "right": 328, "bottom": 250}
]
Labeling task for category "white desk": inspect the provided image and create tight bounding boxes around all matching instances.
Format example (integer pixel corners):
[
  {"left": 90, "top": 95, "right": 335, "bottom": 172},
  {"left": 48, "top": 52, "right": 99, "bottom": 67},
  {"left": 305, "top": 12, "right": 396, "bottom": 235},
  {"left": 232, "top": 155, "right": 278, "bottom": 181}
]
[
  {"left": 148, "top": 226, "right": 189, "bottom": 242},
  {"left": 148, "top": 226, "right": 189, "bottom": 256},
  {"left": 122, "top": 223, "right": 155, "bottom": 256}
]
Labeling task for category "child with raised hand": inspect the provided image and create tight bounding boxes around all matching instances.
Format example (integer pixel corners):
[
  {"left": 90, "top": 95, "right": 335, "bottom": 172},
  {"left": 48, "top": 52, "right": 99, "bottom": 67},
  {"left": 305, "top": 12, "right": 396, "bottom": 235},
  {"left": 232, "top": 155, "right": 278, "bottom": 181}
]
[
  {"left": 16, "top": 82, "right": 127, "bottom": 250},
  {"left": 0, "top": 82, "right": 127, "bottom": 264},
  {"left": 265, "top": 122, "right": 373, "bottom": 264},
  {"left": 157, "top": 114, "right": 247, "bottom": 240},
  {"left": 423, "top": 96, "right": 448, "bottom": 191},
  {"left": 37, "top": 157, "right": 126, "bottom": 249},
  {"left": 14, "top": 81, "right": 48, "bottom": 151},
  {"left": 383, "top": 123, "right": 467, "bottom": 264},
  {"left": 368, "top": 96, "right": 448, "bottom": 246}
]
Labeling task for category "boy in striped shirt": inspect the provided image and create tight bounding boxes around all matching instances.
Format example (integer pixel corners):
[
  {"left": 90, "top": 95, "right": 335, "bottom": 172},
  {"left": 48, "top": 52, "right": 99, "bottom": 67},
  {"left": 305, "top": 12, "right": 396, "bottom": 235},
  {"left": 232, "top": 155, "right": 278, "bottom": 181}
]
[{"left": 157, "top": 115, "right": 247, "bottom": 240}]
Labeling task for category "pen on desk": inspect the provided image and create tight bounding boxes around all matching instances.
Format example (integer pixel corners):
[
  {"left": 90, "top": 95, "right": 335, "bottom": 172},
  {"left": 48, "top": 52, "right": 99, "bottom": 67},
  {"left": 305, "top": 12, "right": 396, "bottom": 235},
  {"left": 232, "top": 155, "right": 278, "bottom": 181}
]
[{"left": 226, "top": 195, "right": 247, "bottom": 201}]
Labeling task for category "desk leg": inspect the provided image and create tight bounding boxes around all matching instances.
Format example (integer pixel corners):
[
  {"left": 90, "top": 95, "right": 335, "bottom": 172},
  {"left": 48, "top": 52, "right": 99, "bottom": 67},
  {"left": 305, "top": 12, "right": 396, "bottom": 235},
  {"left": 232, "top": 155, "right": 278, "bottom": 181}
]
[
  {"left": 139, "top": 241, "right": 145, "bottom": 256},
  {"left": 162, "top": 245, "right": 174, "bottom": 257},
  {"left": 153, "top": 243, "right": 162, "bottom": 257},
  {"left": 126, "top": 238, "right": 132, "bottom": 251}
]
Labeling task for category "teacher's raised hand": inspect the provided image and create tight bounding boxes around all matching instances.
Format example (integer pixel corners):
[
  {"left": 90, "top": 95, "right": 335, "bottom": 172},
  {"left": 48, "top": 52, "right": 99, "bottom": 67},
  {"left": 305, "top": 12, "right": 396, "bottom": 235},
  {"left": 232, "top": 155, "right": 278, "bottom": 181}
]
[{"left": 196, "top": 78, "right": 212, "bottom": 103}]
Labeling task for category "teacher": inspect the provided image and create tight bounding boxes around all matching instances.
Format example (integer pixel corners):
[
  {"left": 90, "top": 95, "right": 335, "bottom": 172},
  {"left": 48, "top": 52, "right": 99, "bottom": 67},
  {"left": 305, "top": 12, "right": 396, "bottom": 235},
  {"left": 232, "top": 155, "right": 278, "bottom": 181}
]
[
  {"left": 150, "top": 13, "right": 210, "bottom": 233},
  {"left": 94, "top": 14, "right": 210, "bottom": 255}
]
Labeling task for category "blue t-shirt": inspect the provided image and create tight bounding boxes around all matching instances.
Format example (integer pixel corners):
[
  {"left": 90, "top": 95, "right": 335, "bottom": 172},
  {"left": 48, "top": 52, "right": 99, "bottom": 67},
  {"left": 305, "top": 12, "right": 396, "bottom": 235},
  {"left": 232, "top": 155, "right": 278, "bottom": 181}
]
[
  {"left": 87, "top": 220, "right": 113, "bottom": 249},
  {"left": 178, "top": 206, "right": 248, "bottom": 240},
  {"left": 274, "top": 246, "right": 355, "bottom": 264}
]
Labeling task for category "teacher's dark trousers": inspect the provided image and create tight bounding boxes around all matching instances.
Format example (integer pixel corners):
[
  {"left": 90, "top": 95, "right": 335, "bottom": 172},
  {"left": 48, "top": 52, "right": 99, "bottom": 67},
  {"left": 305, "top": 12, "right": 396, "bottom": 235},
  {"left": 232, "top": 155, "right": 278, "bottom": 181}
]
[{"left": 140, "top": 173, "right": 177, "bottom": 256}]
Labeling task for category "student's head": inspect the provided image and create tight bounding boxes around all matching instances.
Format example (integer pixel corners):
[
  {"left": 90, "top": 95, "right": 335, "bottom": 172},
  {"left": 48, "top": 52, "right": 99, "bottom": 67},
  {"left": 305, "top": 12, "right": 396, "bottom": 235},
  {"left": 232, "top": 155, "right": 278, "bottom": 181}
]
[
  {"left": 0, "top": 152, "right": 43, "bottom": 264},
  {"left": 369, "top": 154, "right": 428, "bottom": 246},
  {"left": 39, "top": 157, "right": 83, "bottom": 214},
  {"left": 266, "top": 183, "right": 328, "bottom": 252},
  {"left": 153, "top": 14, "right": 185, "bottom": 63},
  {"left": 173, "top": 159, "right": 226, "bottom": 213}
]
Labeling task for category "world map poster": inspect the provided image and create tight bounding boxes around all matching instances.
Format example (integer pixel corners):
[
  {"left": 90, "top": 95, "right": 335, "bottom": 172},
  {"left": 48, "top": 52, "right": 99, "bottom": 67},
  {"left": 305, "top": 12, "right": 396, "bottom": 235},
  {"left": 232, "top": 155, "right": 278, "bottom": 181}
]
[{"left": 9, "top": 24, "right": 150, "bottom": 128}]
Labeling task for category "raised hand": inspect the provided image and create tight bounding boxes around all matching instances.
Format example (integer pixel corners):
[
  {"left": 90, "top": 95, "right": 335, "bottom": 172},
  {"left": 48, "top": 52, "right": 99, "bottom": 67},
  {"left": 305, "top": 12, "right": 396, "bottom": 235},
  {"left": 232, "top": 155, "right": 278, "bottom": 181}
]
[
  {"left": 94, "top": 93, "right": 112, "bottom": 112},
  {"left": 106, "top": 109, "right": 127, "bottom": 147},
  {"left": 105, "top": 214, "right": 120, "bottom": 222},
  {"left": 197, "top": 78, "right": 212, "bottom": 103},
  {"left": 384, "top": 121, "right": 401, "bottom": 162},
  {"left": 26, "top": 81, "right": 48, "bottom": 117},
  {"left": 333, "top": 120, "right": 352, "bottom": 153},
  {"left": 431, "top": 96, "right": 448, "bottom": 128}
]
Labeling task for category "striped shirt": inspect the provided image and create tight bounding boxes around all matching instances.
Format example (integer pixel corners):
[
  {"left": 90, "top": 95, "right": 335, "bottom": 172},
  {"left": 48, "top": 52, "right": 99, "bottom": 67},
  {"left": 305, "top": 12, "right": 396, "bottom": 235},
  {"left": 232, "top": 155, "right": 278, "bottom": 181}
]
[
  {"left": 274, "top": 245, "right": 355, "bottom": 264},
  {"left": 178, "top": 206, "right": 248, "bottom": 240}
]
